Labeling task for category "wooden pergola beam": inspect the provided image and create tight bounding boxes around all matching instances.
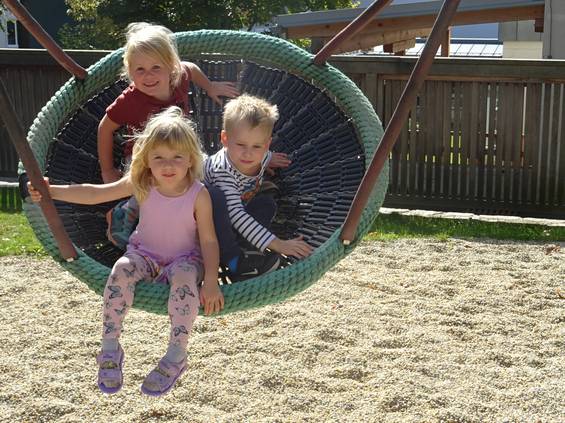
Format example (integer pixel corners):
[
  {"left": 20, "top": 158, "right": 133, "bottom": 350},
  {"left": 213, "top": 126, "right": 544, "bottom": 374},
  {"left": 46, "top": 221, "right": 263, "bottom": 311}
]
[
  {"left": 383, "top": 38, "right": 416, "bottom": 54},
  {"left": 331, "top": 28, "right": 430, "bottom": 54},
  {"left": 286, "top": 5, "right": 544, "bottom": 39},
  {"left": 441, "top": 28, "right": 451, "bottom": 57}
]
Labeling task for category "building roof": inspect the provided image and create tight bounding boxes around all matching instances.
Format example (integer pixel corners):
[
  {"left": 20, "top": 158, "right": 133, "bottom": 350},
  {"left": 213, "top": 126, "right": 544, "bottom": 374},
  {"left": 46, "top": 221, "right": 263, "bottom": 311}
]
[
  {"left": 365, "top": 38, "right": 504, "bottom": 57},
  {"left": 276, "top": 0, "right": 544, "bottom": 29}
]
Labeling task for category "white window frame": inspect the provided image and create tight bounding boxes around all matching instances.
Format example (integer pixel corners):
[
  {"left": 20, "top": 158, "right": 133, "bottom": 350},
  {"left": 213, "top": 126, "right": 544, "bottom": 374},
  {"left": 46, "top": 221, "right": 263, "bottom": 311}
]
[{"left": 6, "top": 19, "right": 18, "bottom": 48}]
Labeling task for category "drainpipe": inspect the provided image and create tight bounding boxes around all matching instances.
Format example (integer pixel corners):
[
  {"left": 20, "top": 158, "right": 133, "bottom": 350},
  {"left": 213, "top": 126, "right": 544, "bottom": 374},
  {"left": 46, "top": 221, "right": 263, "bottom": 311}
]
[{"left": 543, "top": 0, "right": 565, "bottom": 59}]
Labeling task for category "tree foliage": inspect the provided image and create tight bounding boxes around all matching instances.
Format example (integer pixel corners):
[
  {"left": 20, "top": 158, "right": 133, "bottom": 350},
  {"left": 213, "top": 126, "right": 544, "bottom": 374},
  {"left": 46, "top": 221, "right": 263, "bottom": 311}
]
[
  {"left": 59, "top": 0, "right": 121, "bottom": 49},
  {"left": 60, "top": 0, "right": 356, "bottom": 49}
]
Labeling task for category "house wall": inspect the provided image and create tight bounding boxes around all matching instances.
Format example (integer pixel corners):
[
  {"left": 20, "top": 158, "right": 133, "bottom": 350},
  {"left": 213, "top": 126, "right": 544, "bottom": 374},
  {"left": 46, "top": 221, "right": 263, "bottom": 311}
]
[
  {"left": 499, "top": 20, "right": 542, "bottom": 42},
  {"left": 500, "top": 21, "right": 542, "bottom": 58},
  {"left": 503, "top": 41, "right": 542, "bottom": 59},
  {"left": 17, "top": 0, "right": 74, "bottom": 48}
]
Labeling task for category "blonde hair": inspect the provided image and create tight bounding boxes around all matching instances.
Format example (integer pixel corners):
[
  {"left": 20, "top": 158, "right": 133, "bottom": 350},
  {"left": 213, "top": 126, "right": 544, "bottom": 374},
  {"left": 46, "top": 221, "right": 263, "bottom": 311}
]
[
  {"left": 223, "top": 94, "right": 279, "bottom": 135},
  {"left": 123, "top": 22, "right": 184, "bottom": 89},
  {"left": 128, "top": 107, "right": 202, "bottom": 203}
]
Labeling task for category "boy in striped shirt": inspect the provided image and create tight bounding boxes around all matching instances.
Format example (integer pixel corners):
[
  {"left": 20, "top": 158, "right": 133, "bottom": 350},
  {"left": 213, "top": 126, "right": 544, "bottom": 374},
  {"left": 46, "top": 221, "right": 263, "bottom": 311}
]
[{"left": 204, "top": 95, "right": 313, "bottom": 281}]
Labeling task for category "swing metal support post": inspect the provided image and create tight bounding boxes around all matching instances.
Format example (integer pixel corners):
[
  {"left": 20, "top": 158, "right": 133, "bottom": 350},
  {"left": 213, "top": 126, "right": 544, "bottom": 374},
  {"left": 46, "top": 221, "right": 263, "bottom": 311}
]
[
  {"left": 339, "top": 0, "right": 462, "bottom": 244},
  {"left": 0, "top": 78, "right": 78, "bottom": 261},
  {"left": 2, "top": 0, "right": 87, "bottom": 79},
  {"left": 1, "top": 0, "right": 81, "bottom": 260}
]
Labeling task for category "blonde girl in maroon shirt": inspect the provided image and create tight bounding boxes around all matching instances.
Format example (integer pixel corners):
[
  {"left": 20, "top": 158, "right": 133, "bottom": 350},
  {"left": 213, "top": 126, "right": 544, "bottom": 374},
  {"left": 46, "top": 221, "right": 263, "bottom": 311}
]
[{"left": 98, "top": 22, "right": 238, "bottom": 183}]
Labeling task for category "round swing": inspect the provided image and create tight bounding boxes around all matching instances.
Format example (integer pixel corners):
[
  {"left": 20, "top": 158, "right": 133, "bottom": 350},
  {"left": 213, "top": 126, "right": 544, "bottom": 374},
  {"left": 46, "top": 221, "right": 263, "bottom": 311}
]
[{"left": 22, "top": 30, "right": 388, "bottom": 315}]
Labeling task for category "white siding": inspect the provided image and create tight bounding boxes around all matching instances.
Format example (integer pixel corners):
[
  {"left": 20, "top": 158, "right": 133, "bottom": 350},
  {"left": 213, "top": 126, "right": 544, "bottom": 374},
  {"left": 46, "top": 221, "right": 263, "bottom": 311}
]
[{"left": 503, "top": 41, "right": 543, "bottom": 58}]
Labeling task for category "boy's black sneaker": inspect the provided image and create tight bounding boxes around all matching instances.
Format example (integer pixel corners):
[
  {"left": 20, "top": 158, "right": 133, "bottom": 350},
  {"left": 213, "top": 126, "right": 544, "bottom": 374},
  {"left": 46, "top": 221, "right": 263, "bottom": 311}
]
[{"left": 229, "top": 250, "right": 281, "bottom": 282}]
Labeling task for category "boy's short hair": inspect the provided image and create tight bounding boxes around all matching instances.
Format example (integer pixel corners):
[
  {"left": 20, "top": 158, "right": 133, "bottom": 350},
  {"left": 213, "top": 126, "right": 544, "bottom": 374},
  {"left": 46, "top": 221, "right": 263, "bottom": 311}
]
[{"left": 223, "top": 94, "right": 279, "bottom": 135}]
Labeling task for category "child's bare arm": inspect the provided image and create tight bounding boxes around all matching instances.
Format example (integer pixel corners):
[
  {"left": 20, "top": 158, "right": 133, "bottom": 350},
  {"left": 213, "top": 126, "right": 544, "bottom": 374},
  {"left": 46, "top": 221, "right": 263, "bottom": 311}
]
[
  {"left": 184, "top": 62, "right": 239, "bottom": 105},
  {"left": 268, "top": 152, "right": 291, "bottom": 169},
  {"left": 28, "top": 177, "right": 133, "bottom": 205},
  {"left": 268, "top": 236, "right": 313, "bottom": 259},
  {"left": 98, "top": 114, "right": 122, "bottom": 183},
  {"left": 194, "top": 188, "right": 224, "bottom": 315}
]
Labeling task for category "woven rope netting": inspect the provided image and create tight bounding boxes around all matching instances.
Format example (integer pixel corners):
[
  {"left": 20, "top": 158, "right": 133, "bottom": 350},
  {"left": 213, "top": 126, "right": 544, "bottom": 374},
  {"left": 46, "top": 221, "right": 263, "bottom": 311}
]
[{"left": 22, "top": 30, "right": 387, "bottom": 315}]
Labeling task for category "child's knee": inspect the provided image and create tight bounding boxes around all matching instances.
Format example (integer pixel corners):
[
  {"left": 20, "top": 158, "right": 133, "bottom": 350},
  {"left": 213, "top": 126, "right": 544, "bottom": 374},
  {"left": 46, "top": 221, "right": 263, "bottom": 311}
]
[
  {"left": 109, "top": 256, "right": 144, "bottom": 284},
  {"left": 168, "top": 261, "right": 200, "bottom": 288}
]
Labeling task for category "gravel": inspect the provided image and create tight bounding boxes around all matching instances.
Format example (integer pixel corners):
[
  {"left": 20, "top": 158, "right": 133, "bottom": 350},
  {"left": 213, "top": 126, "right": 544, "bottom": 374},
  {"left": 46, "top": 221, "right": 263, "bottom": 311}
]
[{"left": 1, "top": 238, "right": 564, "bottom": 422}]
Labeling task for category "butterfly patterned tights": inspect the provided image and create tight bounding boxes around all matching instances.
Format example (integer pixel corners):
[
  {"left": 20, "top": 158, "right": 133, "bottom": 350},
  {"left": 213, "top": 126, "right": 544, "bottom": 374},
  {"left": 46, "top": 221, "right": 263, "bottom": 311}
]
[{"left": 102, "top": 253, "right": 201, "bottom": 351}]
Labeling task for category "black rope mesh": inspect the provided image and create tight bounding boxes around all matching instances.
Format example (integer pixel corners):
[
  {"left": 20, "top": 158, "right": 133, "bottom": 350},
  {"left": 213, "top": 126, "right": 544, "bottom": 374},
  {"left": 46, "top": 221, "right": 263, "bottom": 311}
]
[{"left": 44, "top": 60, "right": 366, "bottom": 273}]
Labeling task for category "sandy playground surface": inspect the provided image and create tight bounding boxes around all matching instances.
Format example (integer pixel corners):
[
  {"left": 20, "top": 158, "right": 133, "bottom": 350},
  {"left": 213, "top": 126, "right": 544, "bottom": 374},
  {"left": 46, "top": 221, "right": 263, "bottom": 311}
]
[{"left": 0, "top": 238, "right": 564, "bottom": 422}]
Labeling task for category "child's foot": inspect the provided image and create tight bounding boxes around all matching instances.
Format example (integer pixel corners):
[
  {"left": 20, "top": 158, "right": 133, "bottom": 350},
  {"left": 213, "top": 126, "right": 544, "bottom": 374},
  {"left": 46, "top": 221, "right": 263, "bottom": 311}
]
[
  {"left": 229, "top": 250, "right": 281, "bottom": 282},
  {"left": 141, "top": 357, "right": 187, "bottom": 397},
  {"left": 97, "top": 345, "right": 124, "bottom": 394}
]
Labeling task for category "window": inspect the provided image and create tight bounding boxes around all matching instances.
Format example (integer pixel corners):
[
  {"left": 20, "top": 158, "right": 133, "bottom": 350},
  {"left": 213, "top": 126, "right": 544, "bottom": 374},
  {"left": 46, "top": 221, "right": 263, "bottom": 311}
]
[{"left": 7, "top": 20, "right": 17, "bottom": 47}]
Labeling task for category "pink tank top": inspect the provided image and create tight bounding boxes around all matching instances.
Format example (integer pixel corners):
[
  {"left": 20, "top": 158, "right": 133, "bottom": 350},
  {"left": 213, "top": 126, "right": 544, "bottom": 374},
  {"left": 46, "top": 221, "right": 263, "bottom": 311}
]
[{"left": 127, "top": 181, "right": 203, "bottom": 265}]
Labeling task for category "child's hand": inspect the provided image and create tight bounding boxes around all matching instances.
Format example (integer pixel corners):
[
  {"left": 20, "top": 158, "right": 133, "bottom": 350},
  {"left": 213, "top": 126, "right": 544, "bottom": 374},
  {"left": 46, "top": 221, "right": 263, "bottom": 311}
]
[
  {"left": 101, "top": 167, "right": 122, "bottom": 184},
  {"left": 206, "top": 81, "right": 239, "bottom": 105},
  {"left": 269, "top": 235, "right": 314, "bottom": 259},
  {"left": 27, "top": 177, "right": 50, "bottom": 203},
  {"left": 199, "top": 280, "right": 224, "bottom": 316},
  {"left": 268, "top": 152, "right": 291, "bottom": 169}
]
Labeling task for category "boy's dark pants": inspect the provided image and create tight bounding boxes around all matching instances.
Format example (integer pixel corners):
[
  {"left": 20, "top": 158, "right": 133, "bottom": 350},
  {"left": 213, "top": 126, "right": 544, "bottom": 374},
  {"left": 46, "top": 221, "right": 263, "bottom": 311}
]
[{"left": 205, "top": 183, "right": 277, "bottom": 265}]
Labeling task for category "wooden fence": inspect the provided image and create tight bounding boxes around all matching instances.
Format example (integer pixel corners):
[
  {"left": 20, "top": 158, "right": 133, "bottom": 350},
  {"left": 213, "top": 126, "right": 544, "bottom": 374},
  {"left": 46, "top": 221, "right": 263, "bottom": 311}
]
[
  {"left": 0, "top": 49, "right": 107, "bottom": 178},
  {"left": 1, "top": 49, "right": 565, "bottom": 218},
  {"left": 334, "top": 56, "right": 565, "bottom": 218}
]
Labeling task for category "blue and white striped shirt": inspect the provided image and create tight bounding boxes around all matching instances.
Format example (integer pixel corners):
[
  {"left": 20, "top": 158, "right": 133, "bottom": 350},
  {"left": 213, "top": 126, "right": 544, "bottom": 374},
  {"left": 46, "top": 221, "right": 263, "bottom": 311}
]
[{"left": 204, "top": 148, "right": 275, "bottom": 251}]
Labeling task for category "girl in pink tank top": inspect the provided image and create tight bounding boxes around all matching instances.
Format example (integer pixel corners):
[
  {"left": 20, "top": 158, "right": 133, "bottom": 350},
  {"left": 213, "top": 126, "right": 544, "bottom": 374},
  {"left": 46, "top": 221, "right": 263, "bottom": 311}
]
[{"left": 27, "top": 106, "right": 223, "bottom": 397}]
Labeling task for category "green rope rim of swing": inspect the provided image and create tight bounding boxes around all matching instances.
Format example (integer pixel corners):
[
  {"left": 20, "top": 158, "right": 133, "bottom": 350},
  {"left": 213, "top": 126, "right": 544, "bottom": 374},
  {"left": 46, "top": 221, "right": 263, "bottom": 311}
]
[{"left": 22, "top": 30, "right": 388, "bottom": 315}]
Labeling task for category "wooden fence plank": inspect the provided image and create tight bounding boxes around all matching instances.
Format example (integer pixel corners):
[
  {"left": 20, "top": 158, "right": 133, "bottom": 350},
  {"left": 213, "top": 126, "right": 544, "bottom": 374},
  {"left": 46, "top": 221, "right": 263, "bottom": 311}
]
[
  {"left": 418, "top": 81, "right": 430, "bottom": 197},
  {"left": 538, "top": 83, "right": 552, "bottom": 205},
  {"left": 451, "top": 81, "right": 462, "bottom": 198},
  {"left": 364, "top": 73, "right": 378, "bottom": 112},
  {"left": 459, "top": 82, "right": 469, "bottom": 199},
  {"left": 376, "top": 75, "right": 385, "bottom": 122},
  {"left": 468, "top": 81, "right": 480, "bottom": 199},
  {"left": 523, "top": 83, "right": 540, "bottom": 205},
  {"left": 383, "top": 79, "right": 395, "bottom": 192},
  {"left": 408, "top": 84, "right": 419, "bottom": 196},
  {"left": 430, "top": 80, "right": 443, "bottom": 198},
  {"left": 475, "top": 82, "right": 488, "bottom": 200},
  {"left": 439, "top": 80, "right": 452, "bottom": 198},
  {"left": 424, "top": 80, "right": 436, "bottom": 197},
  {"left": 546, "top": 83, "right": 561, "bottom": 206},
  {"left": 485, "top": 82, "right": 497, "bottom": 202},
  {"left": 498, "top": 82, "right": 511, "bottom": 204},
  {"left": 511, "top": 84, "right": 525, "bottom": 205},
  {"left": 556, "top": 84, "right": 565, "bottom": 205},
  {"left": 390, "top": 79, "right": 409, "bottom": 195}
]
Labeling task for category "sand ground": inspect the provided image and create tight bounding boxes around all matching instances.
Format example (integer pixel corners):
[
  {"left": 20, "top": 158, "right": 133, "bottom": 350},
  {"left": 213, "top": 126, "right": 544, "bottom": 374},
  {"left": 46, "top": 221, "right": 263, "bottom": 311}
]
[{"left": 1, "top": 238, "right": 564, "bottom": 422}]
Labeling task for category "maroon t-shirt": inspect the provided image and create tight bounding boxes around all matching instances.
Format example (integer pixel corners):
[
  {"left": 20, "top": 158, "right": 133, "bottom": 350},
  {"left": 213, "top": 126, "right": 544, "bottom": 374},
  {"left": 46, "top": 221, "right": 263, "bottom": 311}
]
[{"left": 106, "top": 63, "right": 192, "bottom": 156}]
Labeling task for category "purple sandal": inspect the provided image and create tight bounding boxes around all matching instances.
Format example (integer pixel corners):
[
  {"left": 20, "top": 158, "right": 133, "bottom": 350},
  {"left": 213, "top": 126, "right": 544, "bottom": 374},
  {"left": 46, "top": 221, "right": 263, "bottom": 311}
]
[
  {"left": 140, "top": 357, "right": 187, "bottom": 396},
  {"left": 96, "top": 345, "right": 124, "bottom": 394}
]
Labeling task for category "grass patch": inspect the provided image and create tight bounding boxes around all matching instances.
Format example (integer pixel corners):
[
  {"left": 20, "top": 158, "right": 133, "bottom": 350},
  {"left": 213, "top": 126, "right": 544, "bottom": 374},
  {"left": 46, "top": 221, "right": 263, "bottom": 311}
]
[
  {"left": 367, "top": 213, "right": 565, "bottom": 242},
  {"left": 0, "top": 211, "right": 563, "bottom": 258},
  {"left": 0, "top": 211, "right": 45, "bottom": 256}
]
